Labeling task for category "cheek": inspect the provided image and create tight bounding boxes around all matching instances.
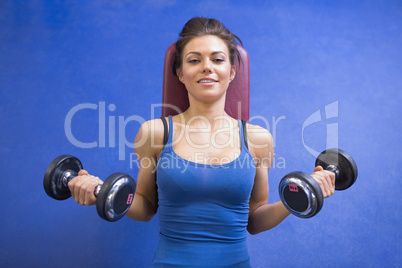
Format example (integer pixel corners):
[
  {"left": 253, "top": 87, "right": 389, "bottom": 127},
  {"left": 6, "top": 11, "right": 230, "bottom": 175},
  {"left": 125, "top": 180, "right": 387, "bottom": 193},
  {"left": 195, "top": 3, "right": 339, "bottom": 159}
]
[
  {"left": 178, "top": 68, "right": 190, "bottom": 83},
  {"left": 180, "top": 71, "right": 190, "bottom": 83},
  {"left": 220, "top": 67, "right": 234, "bottom": 81},
  {"left": 181, "top": 67, "right": 198, "bottom": 82}
]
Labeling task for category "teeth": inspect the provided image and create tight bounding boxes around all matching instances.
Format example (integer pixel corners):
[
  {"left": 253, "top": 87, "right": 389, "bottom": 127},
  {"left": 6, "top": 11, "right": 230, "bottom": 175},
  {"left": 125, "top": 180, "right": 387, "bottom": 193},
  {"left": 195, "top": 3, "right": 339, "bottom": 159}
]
[{"left": 199, "top": 79, "right": 215, "bottom": 83}]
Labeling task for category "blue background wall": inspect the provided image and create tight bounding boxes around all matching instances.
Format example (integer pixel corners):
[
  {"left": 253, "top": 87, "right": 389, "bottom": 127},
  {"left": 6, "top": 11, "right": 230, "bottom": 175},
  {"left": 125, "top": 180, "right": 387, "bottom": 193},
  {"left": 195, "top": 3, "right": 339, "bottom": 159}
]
[{"left": 1, "top": 0, "right": 401, "bottom": 267}]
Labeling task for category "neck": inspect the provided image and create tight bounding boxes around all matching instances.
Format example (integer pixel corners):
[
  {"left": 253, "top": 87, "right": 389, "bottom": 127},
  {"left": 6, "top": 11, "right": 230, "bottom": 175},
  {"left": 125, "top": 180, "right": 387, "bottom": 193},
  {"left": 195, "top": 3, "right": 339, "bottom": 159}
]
[{"left": 181, "top": 94, "right": 233, "bottom": 130}]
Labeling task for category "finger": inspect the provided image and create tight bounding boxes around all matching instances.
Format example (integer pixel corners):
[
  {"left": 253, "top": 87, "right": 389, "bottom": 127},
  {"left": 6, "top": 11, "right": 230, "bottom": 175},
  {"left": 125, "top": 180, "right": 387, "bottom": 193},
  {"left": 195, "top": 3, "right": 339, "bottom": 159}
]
[
  {"left": 77, "top": 178, "right": 90, "bottom": 205},
  {"left": 324, "top": 170, "right": 336, "bottom": 195},
  {"left": 322, "top": 172, "right": 332, "bottom": 197},
  {"left": 73, "top": 176, "right": 88, "bottom": 204},
  {"left": 313, "top": 165, "right": 323, "bottom": 172},
  {"left": 78, "top": 169, "right": 89, "bottom": 176},
  {"left": 323, "top": 171, "right": 335, "bottom": 197},
  {"left": 80, "top": 177, "right": 98, "bottom": 205},
  {"left": 311, "top": 171, "right": 331, "bottom": 197},
  {"left": 68, "top": 175, "right": 102, "bottom": 205},
  {"left": 70, "top": 175, "right": 91, "bottom": 204},
  {"left": 311, "top": 173, "right": 325, "bottom": 196},
  {"left": 329, "top": 170, "right": 336, "bottom": 186},
  {"left": 67, "top": 176, "right": 79, "bottom": 202},
  {"left": 94, "top": 176, "right": 103, "bottom": 185}
]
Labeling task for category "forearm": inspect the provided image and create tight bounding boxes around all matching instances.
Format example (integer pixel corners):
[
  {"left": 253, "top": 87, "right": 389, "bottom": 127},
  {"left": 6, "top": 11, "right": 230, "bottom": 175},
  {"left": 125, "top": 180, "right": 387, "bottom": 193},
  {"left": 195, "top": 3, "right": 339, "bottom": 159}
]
[
  {"left": 125, "top": 192, "right": 157, "bottom": 222},
  {"left": 247, "top": 201, "right": 290, "bottom": 235}
]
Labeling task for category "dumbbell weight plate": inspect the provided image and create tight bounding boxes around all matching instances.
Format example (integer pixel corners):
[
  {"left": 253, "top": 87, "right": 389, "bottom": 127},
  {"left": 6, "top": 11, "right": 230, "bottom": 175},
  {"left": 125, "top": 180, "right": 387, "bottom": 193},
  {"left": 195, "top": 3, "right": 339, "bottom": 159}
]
[
  {"left": 315, "top": 148, "right": 358, "bottom": 190},
  {"left": 96, "top": 172, "right": 136, "bottom": 222},
  {"left": 279, "top": 171, "right": 324, "bottom": 218},
  {"left": 44, "top": 155, "right": 83, "bottom": 200}
]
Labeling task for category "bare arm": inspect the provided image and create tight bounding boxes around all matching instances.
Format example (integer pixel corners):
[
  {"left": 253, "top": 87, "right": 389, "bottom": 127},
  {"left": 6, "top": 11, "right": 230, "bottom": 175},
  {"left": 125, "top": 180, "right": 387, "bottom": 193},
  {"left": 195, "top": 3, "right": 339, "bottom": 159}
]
[
  {"left": 68, "top": 119, "right": 162, "bottom": 222},
  {"left": 246, "top": 124, "right": 336, "bottom": 235},
  {"left": 247, "top": 125, "right": 290, "bottom": 235},
  {"left": 125, "top": 119, "right": 163, "bottom": 222}
]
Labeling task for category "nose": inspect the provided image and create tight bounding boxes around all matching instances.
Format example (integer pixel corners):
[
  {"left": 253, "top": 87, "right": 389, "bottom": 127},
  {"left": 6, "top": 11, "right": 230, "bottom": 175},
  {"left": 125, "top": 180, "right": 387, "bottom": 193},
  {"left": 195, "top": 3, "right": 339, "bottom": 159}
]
[{"left": 202, "top": 59, "right": 213, "bottom": 73}]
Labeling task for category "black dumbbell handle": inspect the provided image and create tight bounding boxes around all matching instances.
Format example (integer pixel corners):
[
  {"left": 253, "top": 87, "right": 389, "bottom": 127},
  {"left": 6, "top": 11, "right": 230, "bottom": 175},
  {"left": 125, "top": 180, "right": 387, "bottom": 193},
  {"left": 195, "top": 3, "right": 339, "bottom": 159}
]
[
  {"left": 323, "top": 164, "right": 340, "bottom": 180},
  {"left": 62, "top": 169, "right": 101, "bottom": 197}
]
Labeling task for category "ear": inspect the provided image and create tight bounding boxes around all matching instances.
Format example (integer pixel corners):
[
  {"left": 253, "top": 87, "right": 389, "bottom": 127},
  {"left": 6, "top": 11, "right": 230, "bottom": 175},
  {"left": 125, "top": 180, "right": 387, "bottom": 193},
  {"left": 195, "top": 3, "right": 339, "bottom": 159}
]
[
  {"left": 229, "top": 65, "right": 236, "bottom": 82},
  {"left": 176, "top": 68, "right": 184, "bottom": 83}
]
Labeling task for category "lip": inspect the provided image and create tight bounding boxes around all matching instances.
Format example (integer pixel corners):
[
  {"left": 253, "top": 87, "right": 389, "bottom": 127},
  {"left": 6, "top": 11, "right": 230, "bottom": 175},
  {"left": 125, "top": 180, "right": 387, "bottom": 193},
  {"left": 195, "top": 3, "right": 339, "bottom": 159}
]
[{"left": 197, "top": 77, "right": 218, "bottom": 83}]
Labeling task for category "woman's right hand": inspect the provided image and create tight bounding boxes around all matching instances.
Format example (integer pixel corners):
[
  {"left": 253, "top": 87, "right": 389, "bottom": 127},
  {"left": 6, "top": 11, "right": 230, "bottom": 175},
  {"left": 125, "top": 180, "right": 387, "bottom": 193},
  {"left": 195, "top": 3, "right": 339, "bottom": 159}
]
[{"left": 68, "top": 170, "right": 103, "bottom": 206}]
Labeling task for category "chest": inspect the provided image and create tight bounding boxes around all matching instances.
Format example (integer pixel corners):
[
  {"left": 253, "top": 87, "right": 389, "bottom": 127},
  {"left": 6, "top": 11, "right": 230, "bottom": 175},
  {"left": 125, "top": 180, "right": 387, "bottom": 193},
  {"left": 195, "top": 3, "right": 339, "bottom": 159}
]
[
  {"left": 156, "top": 149, "right": 256, "bottom": 207},
  {"left": 171, "top": 125, "right": 242, "bottom": 165}
]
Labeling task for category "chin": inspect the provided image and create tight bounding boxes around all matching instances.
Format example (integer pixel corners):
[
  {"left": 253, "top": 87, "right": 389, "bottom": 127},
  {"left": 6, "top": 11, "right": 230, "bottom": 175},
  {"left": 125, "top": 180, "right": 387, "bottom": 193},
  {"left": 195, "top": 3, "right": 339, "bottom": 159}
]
[{"left": 190, "top": 91, "right": 227, "bottom": 104}]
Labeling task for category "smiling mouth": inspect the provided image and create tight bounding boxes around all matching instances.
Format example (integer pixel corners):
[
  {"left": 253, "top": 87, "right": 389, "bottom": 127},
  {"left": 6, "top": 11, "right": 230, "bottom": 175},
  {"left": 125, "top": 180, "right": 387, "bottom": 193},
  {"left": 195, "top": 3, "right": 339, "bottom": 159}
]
[{"left": 198, "top": 79, "right": 217, "bottom": 83}]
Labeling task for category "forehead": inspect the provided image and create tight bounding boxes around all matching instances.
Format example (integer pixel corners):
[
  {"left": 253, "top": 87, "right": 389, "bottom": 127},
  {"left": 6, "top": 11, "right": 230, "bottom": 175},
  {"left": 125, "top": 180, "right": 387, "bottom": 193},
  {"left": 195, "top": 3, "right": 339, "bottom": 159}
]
[{"left": 183, "top": 35, "right": 229, "bottom": 55}]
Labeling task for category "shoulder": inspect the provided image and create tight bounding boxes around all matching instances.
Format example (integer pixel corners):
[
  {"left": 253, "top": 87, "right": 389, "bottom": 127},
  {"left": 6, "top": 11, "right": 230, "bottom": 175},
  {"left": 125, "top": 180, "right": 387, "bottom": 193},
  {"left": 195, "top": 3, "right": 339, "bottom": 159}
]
[
  {"left": 245, "top": 123, "right": 273, "bottom": 148},
  {"left": 244, "top": 123, "right": 274, "bottom": 169},
  {"left": 134, "top": 118, "right": 166, "bottom": 156}
]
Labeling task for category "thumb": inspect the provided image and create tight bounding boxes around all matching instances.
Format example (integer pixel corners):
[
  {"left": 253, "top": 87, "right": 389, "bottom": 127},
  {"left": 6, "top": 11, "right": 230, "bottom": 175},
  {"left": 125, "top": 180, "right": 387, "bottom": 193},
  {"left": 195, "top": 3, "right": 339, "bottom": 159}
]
[
  {"left": 78, "top": 169, "right": 89, "bottom": 176},
  {"left": 313, "top": 165, "right": 324, "bottom": 173}
]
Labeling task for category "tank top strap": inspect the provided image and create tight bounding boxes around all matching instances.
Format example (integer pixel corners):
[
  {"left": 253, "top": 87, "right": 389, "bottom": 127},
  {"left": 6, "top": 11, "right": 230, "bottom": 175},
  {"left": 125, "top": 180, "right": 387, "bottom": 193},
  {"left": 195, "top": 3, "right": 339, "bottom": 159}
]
[
  {"left": 166, "top": 115, "right": 174, "bottom": 147},
  {"left": 238, "top": 119, "right": 248, "bottom": 152},
  {"left": 159, "top": 115, "right": 173, "bottom": 149}
]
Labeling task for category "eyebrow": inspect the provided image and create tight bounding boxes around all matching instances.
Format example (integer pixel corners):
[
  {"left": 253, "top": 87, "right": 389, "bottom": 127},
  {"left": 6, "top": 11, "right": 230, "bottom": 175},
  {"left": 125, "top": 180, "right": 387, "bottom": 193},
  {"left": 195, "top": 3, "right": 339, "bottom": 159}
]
[{"left": 185, "top": 51, "right": 227, "bottom": 57}]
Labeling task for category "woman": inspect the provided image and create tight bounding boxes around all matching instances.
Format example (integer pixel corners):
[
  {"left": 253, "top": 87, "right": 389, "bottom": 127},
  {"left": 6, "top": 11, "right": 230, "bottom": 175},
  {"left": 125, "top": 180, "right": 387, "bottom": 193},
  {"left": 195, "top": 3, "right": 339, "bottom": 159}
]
[{"left": 69, "top": 17, "right": 335, "bottom": 267}]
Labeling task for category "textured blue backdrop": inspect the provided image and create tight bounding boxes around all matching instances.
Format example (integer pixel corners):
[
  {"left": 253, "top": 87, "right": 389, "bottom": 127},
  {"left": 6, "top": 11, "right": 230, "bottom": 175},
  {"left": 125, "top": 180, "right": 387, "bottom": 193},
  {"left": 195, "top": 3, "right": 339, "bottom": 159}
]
[{"left": 1, "top": 0, "right": 401, "bottom": 267}]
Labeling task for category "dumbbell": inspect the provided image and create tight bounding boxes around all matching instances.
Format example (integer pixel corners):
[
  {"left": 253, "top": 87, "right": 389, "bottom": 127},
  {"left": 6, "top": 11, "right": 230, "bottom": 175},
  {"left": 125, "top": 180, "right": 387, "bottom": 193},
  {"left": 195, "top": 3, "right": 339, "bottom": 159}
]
[
  {"left": 44, "top": 155, "right": 136, "bottom": 222},
  {"left": 279, "top": 148, "right": 358, "bottom": 218}
]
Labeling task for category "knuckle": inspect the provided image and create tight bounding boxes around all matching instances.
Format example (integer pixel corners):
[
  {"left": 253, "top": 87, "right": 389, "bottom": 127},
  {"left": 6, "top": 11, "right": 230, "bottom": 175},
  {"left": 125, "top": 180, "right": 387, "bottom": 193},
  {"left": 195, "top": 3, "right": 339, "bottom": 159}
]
[{"left": 86, "top": 188, "right": 93, "bottom": 195}]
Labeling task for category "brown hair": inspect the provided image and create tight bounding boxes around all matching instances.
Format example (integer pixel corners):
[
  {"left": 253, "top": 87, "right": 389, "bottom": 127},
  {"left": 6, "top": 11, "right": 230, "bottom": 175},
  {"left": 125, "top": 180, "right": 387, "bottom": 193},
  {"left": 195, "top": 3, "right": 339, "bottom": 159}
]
[{"left": 173, "top": 17, "right": 243, "bottom": 76}]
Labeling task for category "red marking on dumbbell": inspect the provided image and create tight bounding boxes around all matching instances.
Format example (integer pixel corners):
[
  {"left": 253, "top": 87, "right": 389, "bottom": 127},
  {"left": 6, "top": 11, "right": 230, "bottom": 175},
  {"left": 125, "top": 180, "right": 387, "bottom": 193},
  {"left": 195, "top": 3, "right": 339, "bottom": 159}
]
[
  {"left": 127, "top": 193, "right": 134, "bottom": 205},
  {"left": 289, "top": 184, "right": 299, "bottom": 192}
]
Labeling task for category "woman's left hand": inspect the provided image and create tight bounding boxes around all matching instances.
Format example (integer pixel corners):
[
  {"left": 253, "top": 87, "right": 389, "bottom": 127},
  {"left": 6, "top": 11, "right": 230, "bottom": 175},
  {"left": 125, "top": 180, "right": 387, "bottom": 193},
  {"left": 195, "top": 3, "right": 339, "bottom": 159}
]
[{"left": 310, "top": 166, "right": 336, "bottom": 198}]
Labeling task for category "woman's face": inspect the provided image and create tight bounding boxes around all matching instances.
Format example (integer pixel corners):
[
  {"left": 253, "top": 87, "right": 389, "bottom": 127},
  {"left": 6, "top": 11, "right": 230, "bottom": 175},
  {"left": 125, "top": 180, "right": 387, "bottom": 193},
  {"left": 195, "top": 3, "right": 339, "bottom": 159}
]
[{"left": 177, "top": 35, "right": 236, "bottom": 104}]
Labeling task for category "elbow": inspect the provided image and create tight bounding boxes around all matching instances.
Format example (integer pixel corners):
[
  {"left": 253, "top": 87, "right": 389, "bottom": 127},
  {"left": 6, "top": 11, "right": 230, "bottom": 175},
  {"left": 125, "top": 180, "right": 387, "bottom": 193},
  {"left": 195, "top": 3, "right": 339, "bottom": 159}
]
[
  {"left": 247, "top": 228, "right": 259, "bottom": 236},
  {"left": 247, "top": 221, "right": 261, "bottom": 235},
  {"left": 142, "top": 214, "right": 156, "bottom": 222},
  {"left": 125, "top": 207, "right": 156, "bottom": 222},
  {"left": 126, "top": 212, "right": 155, "bottom": 222},
  {"left": 247, "top": 224, "right": 273, "bottom": 235}
]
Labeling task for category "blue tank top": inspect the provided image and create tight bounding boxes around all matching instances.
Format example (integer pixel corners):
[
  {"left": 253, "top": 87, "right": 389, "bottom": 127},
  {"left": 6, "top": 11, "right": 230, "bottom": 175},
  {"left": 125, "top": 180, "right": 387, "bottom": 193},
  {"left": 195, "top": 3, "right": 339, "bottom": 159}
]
[{"left": 152, "top": 116, "right": 256, "bottom": 267}]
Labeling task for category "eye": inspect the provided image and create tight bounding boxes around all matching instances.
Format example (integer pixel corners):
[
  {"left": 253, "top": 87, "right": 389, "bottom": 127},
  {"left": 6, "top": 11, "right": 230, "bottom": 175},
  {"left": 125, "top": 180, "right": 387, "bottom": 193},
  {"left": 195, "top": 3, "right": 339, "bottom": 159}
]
[
  {"left": 188, "top": 59, "right": 200, "bottom": 64},
  {"left": 213, "top": 58, "right": 225, "bottom": 63}
]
